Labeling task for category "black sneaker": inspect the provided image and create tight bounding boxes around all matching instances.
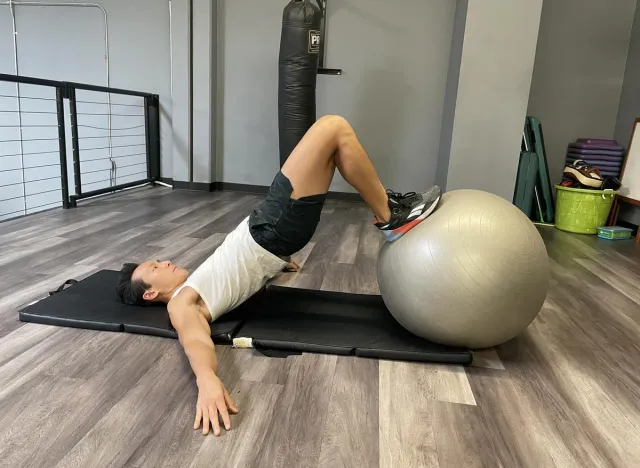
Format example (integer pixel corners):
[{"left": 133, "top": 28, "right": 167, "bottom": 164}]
[
  {"left": 602, "top": 177, "right": 621, "bottom": 191},
  {"left": 375, "top": 186, "right": 441, "bottom": 242}
]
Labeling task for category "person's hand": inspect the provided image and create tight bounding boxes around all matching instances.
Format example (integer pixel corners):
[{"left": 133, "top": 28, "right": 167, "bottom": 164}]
[
  {"left": 283, "top": 260, "right": 300, "bottom": 272},
  {"left": 194, "top": 372, "right": 238, "bottom": 436}
]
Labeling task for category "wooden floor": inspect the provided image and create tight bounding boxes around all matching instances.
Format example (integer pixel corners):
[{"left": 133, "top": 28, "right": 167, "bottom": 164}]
[{"left": 1, "top": 187, "right": 640, "bottom": 468}]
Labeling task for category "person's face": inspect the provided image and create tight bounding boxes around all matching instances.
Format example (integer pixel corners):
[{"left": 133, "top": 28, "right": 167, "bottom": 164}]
[{"left": 133, "top": 260, "right": 189, "bottom": 301}]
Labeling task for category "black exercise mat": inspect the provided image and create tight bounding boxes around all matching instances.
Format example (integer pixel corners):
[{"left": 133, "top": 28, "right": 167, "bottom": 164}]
[
  {"left": 18, "top": 270, "right": 247, "bottom": 341},
  {"left": 19, "top": 270, "right": 473, "bottom": 365},
  {"left": 235, "top": 286, "right": 472, "bottom": 364}
]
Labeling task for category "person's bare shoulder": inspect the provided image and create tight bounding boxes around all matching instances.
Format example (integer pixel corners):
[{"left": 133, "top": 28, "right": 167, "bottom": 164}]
[{"left": 168, "top": 287, "right": 210, "bottom": 326}]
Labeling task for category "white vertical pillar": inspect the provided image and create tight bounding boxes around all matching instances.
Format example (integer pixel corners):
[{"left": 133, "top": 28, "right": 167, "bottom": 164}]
[{"left": 439, "top": 0, "right": 543, "bottom": 200}]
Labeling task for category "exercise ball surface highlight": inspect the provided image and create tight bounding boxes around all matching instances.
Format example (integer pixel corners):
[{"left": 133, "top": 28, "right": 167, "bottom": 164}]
[{"left": 377, "top": 190, "right": 549, "bottom": 348}]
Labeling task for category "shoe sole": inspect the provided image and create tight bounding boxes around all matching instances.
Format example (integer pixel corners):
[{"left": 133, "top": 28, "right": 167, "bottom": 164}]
[
  {"left": 563, "top": 167, "right": 602, "bottom": 188},
  {"left": 383, "top": 195, "right": 441, "bottom": 242}
]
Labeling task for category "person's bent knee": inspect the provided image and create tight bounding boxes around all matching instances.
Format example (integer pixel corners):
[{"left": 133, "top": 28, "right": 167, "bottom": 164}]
[
  {"left": 317, "top": 114, "right": 349, "bottom": 130},
  {"left": 316, "top": 115, "right": 352, "bottom": 147}
]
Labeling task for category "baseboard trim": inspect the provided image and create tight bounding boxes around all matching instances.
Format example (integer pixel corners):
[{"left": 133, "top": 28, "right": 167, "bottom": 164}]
[
  {"left": 168, "top": 179, "right": 216, "bottom": 192},
  {"left": 214, "top": 182, "right": 269, "bottom": 194},
  {"left": 217, "top": 181, "right": 362, "bottom": 201},
  {"left": 326, "top": 191, "right": 363, "bottom": 202},
  {"left": 164, "top": 178, "right": 363, "bottom": 201}
]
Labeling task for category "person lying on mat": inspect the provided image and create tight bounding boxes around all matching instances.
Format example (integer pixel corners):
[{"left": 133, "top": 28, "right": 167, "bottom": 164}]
[{"left": 116, "top": 115, "right": 441, "bottom": 436}]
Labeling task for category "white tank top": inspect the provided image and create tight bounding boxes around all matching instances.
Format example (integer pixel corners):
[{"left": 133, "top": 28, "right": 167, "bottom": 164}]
[{"left": 173, "top": 217, "right": 288, "bottom": 322}]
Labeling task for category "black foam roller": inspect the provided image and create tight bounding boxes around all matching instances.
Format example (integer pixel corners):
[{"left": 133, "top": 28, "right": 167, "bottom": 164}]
[{"left": 278, "top": 0, "right": 322, "bottom": 166}]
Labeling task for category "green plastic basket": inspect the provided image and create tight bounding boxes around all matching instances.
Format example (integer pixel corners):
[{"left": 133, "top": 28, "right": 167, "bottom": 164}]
[{"left": 554, "top": 185, "right": 617, "bottom": 234}]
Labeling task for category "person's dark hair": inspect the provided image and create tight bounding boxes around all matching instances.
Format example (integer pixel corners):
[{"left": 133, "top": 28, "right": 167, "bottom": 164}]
[{"left": 116, "top": 263, "right": 150, "bottom": 306}]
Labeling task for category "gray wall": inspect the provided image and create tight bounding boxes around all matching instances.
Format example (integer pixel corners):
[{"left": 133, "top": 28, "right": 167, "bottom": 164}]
[
  {"left": 218, "top": 0, "right": 456, "bottom": 192},
  {"left": 527, "top": 0, "right": 637, "bottom": 187},
  {"left": 170, "top": 0, "right": 191, "bottom": 183},
  {"left": 0, "top": 0, "right": 171, "bottom": 220},
  {"left": 192, "top": 0, "right": 217, "bottom": 185},
  {"left": 170, "top": 0, "right": 219, "bottom": 186}
]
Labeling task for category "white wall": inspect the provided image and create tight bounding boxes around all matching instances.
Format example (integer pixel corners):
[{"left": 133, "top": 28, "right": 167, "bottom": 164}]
[
  {"left": 218, "top": 0, "right": 456, "bottom": 192},
  {"left": 0, "top": 4, "right": 107, "bottom": 219},
  {"left": 616, "top": 1, "right": 640, "bottom": 151},
  {"left": 0, "top": 0, "right": 172, "bottom": 220},
  {"left": 527, "top": 0, "right": 637, "bottom": 187},
  {"left": 615, "top": 1, "right": 640, "bottom": 225}
]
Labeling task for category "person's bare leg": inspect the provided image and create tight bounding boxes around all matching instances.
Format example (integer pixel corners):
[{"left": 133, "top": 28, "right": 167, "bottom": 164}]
[{"left": 281, "top": 115, "right": 391, "bottom": 222}]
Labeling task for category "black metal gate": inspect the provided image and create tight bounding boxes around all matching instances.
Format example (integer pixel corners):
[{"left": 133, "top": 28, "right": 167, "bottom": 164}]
[{"left": 0, "top": 73, "right": 160, "bottom": 221}]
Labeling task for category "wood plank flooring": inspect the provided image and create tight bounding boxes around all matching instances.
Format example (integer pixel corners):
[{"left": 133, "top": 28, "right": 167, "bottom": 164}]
[{"left": 1, "top": 186, "right": 640, "bottom": 467}]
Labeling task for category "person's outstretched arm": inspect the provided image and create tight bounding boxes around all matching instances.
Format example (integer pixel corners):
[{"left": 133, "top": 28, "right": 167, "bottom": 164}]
[{"left": 169, "top": 300, "right": 238, "bottom": 436}]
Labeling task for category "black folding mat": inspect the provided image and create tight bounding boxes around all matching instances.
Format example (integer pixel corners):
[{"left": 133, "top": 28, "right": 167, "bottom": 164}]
[{"left": 19, "top": 270, "right": 472, "bottom": 365}]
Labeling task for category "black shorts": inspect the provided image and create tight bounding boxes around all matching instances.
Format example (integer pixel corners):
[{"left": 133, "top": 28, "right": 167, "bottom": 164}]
[{"left": 249, "top": 171, "right": 327, "bottom": 257}]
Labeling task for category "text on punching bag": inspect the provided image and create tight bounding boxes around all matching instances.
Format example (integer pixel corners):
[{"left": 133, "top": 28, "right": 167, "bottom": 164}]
[{"left": 309, "top": 30, "right": 321, "bottom": 54}]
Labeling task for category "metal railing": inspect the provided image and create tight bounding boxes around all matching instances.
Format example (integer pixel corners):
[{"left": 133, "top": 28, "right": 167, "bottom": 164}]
[
  {"left": 0, "top": 74, "right": 69, "bottom": 220},
  {"left": 0, "top": 73, "right": 160, "bottom": 221}
]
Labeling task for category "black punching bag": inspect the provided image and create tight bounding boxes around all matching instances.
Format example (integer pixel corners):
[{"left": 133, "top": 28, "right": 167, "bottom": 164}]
[{"left": 278, "top": 0, "right": 322, "bottom": 166}]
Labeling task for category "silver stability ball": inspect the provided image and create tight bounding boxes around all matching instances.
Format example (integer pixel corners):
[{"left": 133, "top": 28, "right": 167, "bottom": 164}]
[{"left": 377, "top": 189, "right": 549, "bottom": 349}]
